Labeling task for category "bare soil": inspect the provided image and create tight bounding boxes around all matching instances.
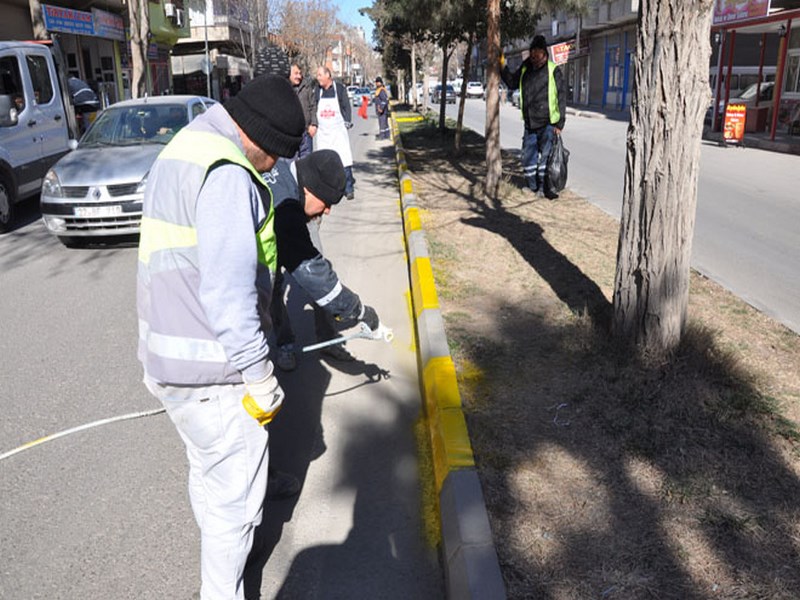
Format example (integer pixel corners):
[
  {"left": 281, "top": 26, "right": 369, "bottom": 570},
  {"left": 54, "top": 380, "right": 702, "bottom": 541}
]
[{"left": 398, "top": 113, "right": 800, "bottom": 600}]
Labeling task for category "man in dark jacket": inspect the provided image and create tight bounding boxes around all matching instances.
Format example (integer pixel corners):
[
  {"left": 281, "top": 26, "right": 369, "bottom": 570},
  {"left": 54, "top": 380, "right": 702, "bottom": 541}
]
[
  {"left": 501, "top": 35, "right": 566, "bottom": 199},
  {"left": 263, "top": 150, "right": 380, "bottom": 370},
  {"left": 290, "top": 63, "right": 318, "bottom": 158},
  {"left": 373, "top": 76, "right": 390, "bottom": 140}
]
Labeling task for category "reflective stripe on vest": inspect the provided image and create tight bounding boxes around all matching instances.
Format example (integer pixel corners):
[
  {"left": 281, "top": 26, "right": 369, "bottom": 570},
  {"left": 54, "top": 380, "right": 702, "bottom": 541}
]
[{"left": 519, "top": 61, "right": 560, "bottom": 126}]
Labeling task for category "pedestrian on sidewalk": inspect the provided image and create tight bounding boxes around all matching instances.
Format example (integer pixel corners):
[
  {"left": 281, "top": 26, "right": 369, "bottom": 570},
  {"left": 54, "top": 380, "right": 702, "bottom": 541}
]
[
  {"left": 290, "top": 63, "right": 318, "bottom": 159},
  {"left": 501, "top": 35, "right": 566, "bottom": 200},
  {"left": 373, "top": 76, "right": 390, "bottom": 140},
  {"left": 136, "top": 74, "right": 305, "bottom": 600},
  {"left": 263, "top": 150, "right": 382, "bottom": 370},
  {"left": 314, "top": 66, "right": 356, "bottom": 200}
]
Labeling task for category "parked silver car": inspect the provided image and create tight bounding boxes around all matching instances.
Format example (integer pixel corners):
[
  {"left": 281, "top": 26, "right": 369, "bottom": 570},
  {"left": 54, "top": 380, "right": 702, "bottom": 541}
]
[{"left": 40, "top": 95, "right": 215, "bottom": 246}]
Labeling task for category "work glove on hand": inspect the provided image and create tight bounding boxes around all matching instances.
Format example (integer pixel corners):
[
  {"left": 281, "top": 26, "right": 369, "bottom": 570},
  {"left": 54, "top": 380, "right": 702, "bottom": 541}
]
[
  {"left": 242, "top": 371, "right": 285, "bottom": 426},
  {"left": 360, "top": 304, "right": 380, "bottom": 331},
  {"left": 345, "top": 121, "right": 354, "bottom": 129}
]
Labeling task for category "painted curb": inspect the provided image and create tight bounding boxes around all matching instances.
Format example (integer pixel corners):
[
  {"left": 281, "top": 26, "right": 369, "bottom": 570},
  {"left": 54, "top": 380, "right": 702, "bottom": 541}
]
[{"left": 390, "top": 112, "right": 507, "bottom": 600}]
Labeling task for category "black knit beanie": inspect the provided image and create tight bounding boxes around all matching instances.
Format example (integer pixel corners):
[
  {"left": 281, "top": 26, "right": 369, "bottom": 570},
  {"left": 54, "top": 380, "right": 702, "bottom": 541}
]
[
  {"left": 253, "top": 45, "right": 290, "bottom": 78},
  {"left": 296, "top": 150, "right": 346, "bottom": 207},
  {"left": 225, "top": 74, "right": 305, "bottom": 158},
  {"left": 530, "top": 35, "right": 548, "bottom": 51}
]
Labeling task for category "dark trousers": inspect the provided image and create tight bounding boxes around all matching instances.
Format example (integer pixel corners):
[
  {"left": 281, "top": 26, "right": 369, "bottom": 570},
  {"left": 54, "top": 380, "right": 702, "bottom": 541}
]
[
  {"left": 344, "top": 166, "right": 355, "bottom": 196},
  {"left": 377, "top": 111, "right": 390, "bottom": 139},
  {"left": 521, "top": 124, "right": 555, "bottom": 191},
  {"left": 298, "top": 131, "right": 313, "bottom": 159}
]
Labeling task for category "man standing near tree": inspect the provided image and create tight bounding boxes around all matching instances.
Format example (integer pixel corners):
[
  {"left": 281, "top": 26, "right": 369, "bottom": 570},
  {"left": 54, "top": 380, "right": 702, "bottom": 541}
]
[
  {"left": 314, "top": 66, "right": 356, "bottom": 200},
  {"left": 290, "top": 63, "right": 318, "bottom": 159},
  {"left": 501, "top": 35, "right": 566, "bottom": 200}
]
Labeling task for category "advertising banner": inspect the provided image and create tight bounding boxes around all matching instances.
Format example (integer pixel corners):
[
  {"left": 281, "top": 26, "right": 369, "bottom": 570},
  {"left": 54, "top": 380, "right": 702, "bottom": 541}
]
[
  {"left": 42, "top": 4, "right": 94, "bottom": 36},
  {"left": 713, "top": 0, "right": 771, "bottom": 25},
  {"left": 723, "top": 103, "right": 747, "bottom": 144},
  {"left": 550, "top": 42, "right": 572, "bottom": 65},
  {"left": 92, "top": 8, "right": 125, "bottom": 41}
]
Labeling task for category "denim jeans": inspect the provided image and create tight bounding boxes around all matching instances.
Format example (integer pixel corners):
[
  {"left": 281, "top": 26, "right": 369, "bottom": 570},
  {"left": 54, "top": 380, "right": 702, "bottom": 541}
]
[
  {"left": 521, "top": 124, "right": 555, "bottom": 190},
  {"left": 344, "top": 166, "right": 355, "bottom": 196},
  {"left": 298, "top": 131, "right": 314, "bottom": 159}
]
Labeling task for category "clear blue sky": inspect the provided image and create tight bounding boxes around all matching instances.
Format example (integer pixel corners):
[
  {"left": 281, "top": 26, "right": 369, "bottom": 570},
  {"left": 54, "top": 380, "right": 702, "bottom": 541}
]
[{"left": 338, "top": 0, "right": 375, "bottom": 42}]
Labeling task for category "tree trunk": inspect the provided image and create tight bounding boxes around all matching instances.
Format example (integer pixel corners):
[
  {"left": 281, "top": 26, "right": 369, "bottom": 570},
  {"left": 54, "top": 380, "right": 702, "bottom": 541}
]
[
  {"left": 438, "top": 43, "right": 451, "bottom": 132},
  {"left": 411, "top": 42, "right": 417, "bottom": 111},
  {"left": 128, "top": 0, "right": 150, "bottom": 98},
  {"left": 455, "top": 36, "right": 474, "bottom": 154},
  {"left": 28, "top": 0, "right": 47, "bottom": 40},
  {"left": 484, "top": 0, "right": 502, "bottom": 200},
  {"left": 613, "top": 0, "right": 714, "bottom": 354}
]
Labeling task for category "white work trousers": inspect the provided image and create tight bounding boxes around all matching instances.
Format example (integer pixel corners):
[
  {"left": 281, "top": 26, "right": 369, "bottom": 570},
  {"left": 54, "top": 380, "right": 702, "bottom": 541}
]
[{"left": 161, "top": 384, "right": 269, "bottom": 600}]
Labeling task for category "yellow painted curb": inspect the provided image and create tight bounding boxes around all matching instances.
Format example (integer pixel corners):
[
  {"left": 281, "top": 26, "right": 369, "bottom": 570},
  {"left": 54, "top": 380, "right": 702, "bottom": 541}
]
[
  {"left": 423, "top": 356, "right": 463, "bottom": 411},
  {"left": 428, "top": 407, "right": 476, "bottom": 492},
  {"left": 401, "top": 177, "right": 414, "bottom": 196},
  {"left": 396, "top": 115, "right": 424, "bottom": 123},
  {"left": 410, "top": 257, "right": 439, "bottom": 317},
  {"left": 403, "top": 206, "right": 422, "bottom": 238}
]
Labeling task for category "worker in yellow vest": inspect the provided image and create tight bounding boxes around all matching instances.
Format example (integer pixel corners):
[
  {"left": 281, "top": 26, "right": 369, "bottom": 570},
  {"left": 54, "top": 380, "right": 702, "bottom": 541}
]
[
  {"left": 137, "top": 74, "right": 305, "bottom": 600},
  {"left": 501, "top": 35, "right": 566, "bottom": 199}
]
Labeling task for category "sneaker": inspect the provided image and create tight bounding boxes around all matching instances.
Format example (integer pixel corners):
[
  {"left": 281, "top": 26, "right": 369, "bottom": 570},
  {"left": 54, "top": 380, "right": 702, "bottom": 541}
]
[
  {"left": 275, "top": 344, "right": 297, "bottom": 372},
  {"left": 544, "top": 188, "right": 559, "bottom": 200},
  {"left": 266, "top": 467, "right": 301, "bottom": 500},
  {"left": 320, "top": 343, "right": 355, "bottom": 362},
  {"left": 346, "top": 192, "right": 355, "bottom": 200}
]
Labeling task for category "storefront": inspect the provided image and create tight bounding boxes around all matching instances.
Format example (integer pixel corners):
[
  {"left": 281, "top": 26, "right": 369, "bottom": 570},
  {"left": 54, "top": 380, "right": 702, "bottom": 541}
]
[
  {"left": 41, "top": 4, "right": 125, "bottom": 106},
  {"left": 711, "top": 2, "right": 800, "bottom": 140}
]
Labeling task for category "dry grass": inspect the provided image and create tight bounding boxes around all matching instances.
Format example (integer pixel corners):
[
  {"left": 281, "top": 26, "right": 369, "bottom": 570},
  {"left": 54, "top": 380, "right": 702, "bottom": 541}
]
[{"left": 398, "top": 114, "right": 800, "bottom": 600}]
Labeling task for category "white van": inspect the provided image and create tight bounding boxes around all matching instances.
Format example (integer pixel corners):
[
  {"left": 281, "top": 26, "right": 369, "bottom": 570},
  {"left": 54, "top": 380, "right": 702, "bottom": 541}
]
[{"left": 0, "top": 41, "right": 73, "bottom": 231}]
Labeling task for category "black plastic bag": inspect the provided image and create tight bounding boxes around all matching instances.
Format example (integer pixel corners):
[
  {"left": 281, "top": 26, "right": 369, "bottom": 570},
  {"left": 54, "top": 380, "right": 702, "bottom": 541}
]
[{"left": 547, "top": 134, "right": 569, "bottom": 193}]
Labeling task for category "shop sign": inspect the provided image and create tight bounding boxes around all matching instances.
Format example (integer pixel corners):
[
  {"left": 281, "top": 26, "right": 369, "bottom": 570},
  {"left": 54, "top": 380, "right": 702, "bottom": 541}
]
[
  {"left": 723, "top": 103, "right": 746, "bottom": 144},
  {"left": 42, "top": 4, "right": 94, "bottom": 36},
  {"left": 550, "top": 42, "right": 571, "bottom": 65},
  {"left": 713, "top": 0, "right": 770, "bottom": 25},
  {"left": 92, "top": 8, "right": 125, "bottom": 41}
]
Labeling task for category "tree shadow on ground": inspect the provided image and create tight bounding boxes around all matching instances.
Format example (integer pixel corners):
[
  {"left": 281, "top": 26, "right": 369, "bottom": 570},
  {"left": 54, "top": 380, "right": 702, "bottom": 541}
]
[{"left": 398, "top": 119, "right": 800, "bottom": 599}]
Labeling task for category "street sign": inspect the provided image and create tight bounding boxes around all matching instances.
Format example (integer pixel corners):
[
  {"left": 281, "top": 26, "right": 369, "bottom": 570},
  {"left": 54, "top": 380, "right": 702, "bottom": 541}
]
[{"left": 723, "top": 103, "right": 746, "bottom": 145}]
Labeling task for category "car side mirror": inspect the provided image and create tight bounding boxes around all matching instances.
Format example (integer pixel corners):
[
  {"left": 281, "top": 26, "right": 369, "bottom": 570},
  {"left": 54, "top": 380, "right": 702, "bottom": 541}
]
[
  {"left": 68, "top": 139, "right": 79, "bottom": 151},
  {"left": 0, "top": 95, "right": 19, "bottom": 127}
]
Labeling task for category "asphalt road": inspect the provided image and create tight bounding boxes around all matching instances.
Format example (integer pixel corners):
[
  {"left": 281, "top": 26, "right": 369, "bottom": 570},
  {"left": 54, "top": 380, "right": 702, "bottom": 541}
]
[
  {"left": 444, "top": 98, "right": 800, "bottom": 334},
  {"left": 0, "top": 113, "right": 441, "bottom": 599}
]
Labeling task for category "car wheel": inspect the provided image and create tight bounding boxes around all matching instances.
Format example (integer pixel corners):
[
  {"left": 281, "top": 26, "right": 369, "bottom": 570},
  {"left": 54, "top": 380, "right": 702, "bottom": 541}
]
[{"left": 0, "top": 174, "right": 15, "bottom": 233}]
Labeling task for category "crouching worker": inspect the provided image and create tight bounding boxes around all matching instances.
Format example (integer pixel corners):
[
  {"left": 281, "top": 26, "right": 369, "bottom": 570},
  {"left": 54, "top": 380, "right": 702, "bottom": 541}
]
[
  {"left": 265, "top": 149, "right": 381, "bottom": 370},
  {"left": 136, "top": 74, "right": 305, "bottom": 600}
]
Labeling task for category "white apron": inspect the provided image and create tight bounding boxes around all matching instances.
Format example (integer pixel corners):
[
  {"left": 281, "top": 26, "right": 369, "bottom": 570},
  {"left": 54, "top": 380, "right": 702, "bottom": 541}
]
[{"left": 315, "top": 84, "right": 353, "bottom": 167}]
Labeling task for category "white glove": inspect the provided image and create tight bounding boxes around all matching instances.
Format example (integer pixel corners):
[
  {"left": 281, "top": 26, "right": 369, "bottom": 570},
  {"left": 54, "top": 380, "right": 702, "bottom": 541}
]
[{"left": 242, "top": 371, "right": 285, "bottom": 426}]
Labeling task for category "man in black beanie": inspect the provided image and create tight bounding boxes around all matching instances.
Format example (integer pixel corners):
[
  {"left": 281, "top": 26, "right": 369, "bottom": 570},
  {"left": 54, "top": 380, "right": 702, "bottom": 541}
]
[
  {"left": 501, "top": 34, "right": 566, "bottom": 199},
  {"left": 137, "top": 74, "right": 306, "bottom": 600},
  {"left": 263, "top": 149, "right": 382, "bottom": 371}
]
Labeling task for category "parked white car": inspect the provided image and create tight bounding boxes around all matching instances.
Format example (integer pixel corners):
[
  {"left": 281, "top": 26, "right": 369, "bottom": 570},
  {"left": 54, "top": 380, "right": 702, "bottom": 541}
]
[{"left": 466, "top": 81, "right": 484, "bottom": 98}]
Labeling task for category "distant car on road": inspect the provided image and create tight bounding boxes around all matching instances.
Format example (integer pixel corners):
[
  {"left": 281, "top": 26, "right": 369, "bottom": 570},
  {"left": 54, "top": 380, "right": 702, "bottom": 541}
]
[
  {"left": 352, "top": 87, "right": 371, "bottom": 107},
  {"left": 466, "top": 81, "right": 484, "bottom": 98},
  {"left": 40, "top": 95, "right": 216, "bottom": 247},
  {"left": 708, "top": 81, "right": 775, "bottom": 123},
  {"left": 432, "top": 84, "right": 456, "bottom": 104},
  {"left": 346, "top": 85, "right": 359, "bottom": 103}
]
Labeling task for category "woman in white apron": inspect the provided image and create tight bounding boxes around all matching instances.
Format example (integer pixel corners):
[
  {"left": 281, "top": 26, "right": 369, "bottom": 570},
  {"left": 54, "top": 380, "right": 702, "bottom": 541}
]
[{"left": 314, "top": 66, "right": 355, "bottom": 199}]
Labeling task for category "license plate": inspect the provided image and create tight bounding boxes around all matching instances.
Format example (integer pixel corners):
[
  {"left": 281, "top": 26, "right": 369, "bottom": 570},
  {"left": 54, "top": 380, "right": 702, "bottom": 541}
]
[{"left": 74, "top": 205, "right": 122, "bottom": 218}]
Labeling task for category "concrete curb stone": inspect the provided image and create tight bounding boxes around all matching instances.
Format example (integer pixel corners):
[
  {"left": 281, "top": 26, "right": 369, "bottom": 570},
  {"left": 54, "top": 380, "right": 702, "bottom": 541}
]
[{"left": 388, "top": 110, "right": 507, "bottom": 600}]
